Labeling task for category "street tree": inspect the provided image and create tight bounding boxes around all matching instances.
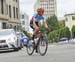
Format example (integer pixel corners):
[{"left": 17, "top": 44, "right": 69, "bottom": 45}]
[{"left": 46, "top": 15, "right": 59, "bottom": 31}]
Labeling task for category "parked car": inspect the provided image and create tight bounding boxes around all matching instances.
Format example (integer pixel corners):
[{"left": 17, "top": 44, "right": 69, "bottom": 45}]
[
  {"left": 16, "top": 32, "right": 28, "bottom": 47},
  {"left": 60, "top": 37, "right": 68, "bottom": 41},
  {"left": 0, "top": 29, "right": 21, "bottom": 51}
]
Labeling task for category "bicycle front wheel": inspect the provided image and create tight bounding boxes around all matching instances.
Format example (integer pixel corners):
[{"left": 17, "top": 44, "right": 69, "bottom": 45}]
[
  {"left": 26, "top": 42, "right": 35, "bottom": 56},
  {"left": 38, "top": 37, "right": 48, "bottom": 56}
]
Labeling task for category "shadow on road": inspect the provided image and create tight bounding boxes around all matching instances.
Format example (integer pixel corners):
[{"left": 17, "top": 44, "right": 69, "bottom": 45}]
[{"left": 0, "top": 50, "right": 19, "bottom": 54}]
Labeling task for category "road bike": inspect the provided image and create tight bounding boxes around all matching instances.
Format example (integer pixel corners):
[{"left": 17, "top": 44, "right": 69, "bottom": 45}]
[{"left": 26, "top": 28, "right": 48, "bottom": 56}]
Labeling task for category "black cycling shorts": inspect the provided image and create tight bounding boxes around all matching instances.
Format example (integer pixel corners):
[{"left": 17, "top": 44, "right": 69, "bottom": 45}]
[{"left": 30, "top": 22, "right": 39, "bottom": 29}]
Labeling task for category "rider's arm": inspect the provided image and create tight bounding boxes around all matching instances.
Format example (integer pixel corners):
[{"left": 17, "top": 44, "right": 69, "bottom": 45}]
[
  {"left": 43, "top": 17, "right": 48, "bottom": 28},
  {"left": 43, "top": 21, "right": 48, "bottom": 28},
  {"left": 32, "top": 14, "right": 39, "bottom": 28},
  {"left": 43, "top": 21, "right": 51, "bottom": 33}
]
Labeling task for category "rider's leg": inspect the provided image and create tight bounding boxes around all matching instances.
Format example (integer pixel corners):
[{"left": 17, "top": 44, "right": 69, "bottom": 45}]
[
  {"left": 32, "top": 27, "right": 39, "bottom": 40},
  {"left": 30, "top": 22, "right": 39, "bottom": 53},
  {"left": 32, "top": 28, "right": 39, "bottom": 53},
  {"left": 32, "top": 29, "right": 36, "bottom": 40},
  {"left": 32, "top": 34, "right": 35, "bottom": 40},
  {"left": 35, "top": 29, "right": 40, "bottom": 53},
  {"left": 30, "top": 23, "right": 35, "bottom": 40}
]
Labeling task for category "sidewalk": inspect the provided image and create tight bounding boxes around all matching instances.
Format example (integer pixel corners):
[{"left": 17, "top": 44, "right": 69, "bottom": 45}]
[{"left": 49, "top": 38, "right": 75, "bottom": 45}]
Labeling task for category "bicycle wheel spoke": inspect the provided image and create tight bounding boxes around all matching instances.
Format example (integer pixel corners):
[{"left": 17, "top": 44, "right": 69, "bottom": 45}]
[
  {"left": 40, "top": 41, "right": 46, "bottom": 52},
  {"left": 41, "top": 41, "right": 46, "bottom": 46}
]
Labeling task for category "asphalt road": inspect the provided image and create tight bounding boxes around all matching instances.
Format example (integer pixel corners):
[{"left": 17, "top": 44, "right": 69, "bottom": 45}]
[{"left": 0, "top": 42, "right": 75, "bottom": 62}]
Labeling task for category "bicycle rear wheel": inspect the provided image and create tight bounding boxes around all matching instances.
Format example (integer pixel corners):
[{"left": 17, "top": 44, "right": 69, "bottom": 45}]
[{"left": 38, "top": 37, "right": 48, "bottom": 56}]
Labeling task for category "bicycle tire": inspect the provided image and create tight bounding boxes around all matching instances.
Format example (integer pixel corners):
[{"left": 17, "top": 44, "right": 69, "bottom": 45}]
[
  {"left": 38, "top": 37, "right": 48, "bottom": 56},
  {"left": 26, "top": 42, "right": 35, "bottom": 56}
]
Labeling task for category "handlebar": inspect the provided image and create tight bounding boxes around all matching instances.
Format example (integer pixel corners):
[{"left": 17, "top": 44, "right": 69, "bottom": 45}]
[{"left": 37, "top": 28, "right": 50, "bottom": 34}]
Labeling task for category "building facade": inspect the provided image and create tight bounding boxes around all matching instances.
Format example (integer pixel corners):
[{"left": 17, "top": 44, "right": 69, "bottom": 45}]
[
  {"left": 0, "top": 0, "right": 20, "bottom": 31},
  {"left": 34, "top": 0, "right": 57, "bottom": 19},
  {"left": 65, "top": 13, "right": 75, "bottom": 31},
  {"left": 20, "top": 13, "right": 29, "bottom": 31}
]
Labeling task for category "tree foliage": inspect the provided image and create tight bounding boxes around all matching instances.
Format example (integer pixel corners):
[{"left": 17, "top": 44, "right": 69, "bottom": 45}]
[
  {"left": 72, "top": 25, "right": 75, "bottom": 38},
  {"left": 46, "top": 15, "right": 59, "bottom": 31},
  {"left": 58, "top": 20, "right": 65, "bottom": 28},
  {"left": 48, "top": 27, "right": 71, "bottom": 43}
]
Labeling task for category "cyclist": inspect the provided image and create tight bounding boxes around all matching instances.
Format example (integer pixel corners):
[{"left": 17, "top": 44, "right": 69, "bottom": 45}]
[{"left": 30, "top": 8, "right": 49, "bottom": 53}]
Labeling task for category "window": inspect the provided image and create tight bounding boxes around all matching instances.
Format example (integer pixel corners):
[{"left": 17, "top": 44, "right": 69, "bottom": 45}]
[
  {"left": 65, "top": 18, "right": 68, "bottom": 21},
  {"left": 72, "top": 16, "right": 75, "bottom": 20},
  {"left": 13, "top": 7, "right": 15, "bottom": 18},
  {"left": 22, "top": 15, "right": 24, "bottom": 19},
  {"left": 2, "top": 22, "right": 7, "bottom": 29},
  {"left": 16, "top": 8, "right": 18, "bottom": 19},
  {"left": 16, "top": 0, "right": 17, "bottom": 2},
  {"left": 6, "top": 4, "right": 8, "bottom": 15},
  {"left": 1, "top": 0, "right": 4, "bottom": 14},
  {"left": 9, "top": 5, "right": 11, "bottom": 17},
  {"left": 13, "top": 0, "right": 17, "bottom": 2}
]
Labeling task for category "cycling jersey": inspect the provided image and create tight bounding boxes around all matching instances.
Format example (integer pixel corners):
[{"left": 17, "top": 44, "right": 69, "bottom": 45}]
[
  {"left": 30, "top": 13, "right": 45, "bottom": 22},
  {"left": 32, "top": 13, "right": 44, "bottom": 22},
  {"left": 30, "top": 13, "right": 45, "bottom": 29}
]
